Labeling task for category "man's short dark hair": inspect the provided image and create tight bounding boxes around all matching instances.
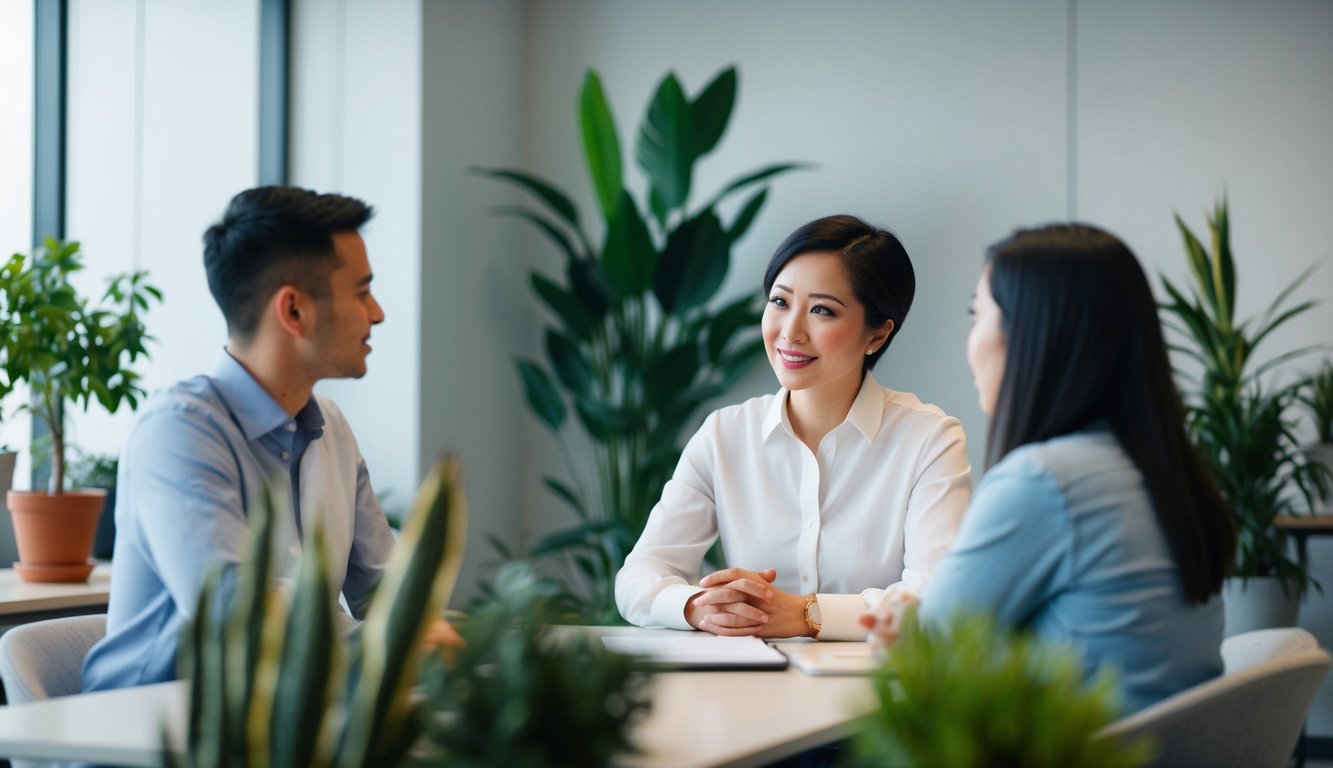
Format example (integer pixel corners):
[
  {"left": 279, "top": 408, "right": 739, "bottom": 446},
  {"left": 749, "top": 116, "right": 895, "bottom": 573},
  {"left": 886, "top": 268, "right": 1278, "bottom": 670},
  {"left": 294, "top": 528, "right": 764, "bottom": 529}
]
[{"left": 203, "top": 186, "right": 374, "bottom": 340}]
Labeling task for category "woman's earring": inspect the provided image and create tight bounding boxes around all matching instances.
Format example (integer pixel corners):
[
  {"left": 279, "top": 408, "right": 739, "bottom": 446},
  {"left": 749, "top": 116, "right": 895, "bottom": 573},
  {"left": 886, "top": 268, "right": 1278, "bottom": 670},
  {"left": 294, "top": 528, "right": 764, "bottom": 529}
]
[{"left": 866, "top": 348, "right": 876, "bottom": 356}]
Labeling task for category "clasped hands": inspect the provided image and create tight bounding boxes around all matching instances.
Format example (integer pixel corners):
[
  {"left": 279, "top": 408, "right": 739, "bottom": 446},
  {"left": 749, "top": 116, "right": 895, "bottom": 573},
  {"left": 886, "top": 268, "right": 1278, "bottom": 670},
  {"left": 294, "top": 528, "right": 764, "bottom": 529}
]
[{"left": 684, "top": 567, "right": 812, "bottom": 638}]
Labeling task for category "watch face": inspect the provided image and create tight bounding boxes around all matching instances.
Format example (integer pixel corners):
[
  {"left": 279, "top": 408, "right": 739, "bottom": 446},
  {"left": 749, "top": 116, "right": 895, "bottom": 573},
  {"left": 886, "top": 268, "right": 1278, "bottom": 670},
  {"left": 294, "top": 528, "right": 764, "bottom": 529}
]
[{"left": 808, "top": 601, "right": 822, "bottom": 625}]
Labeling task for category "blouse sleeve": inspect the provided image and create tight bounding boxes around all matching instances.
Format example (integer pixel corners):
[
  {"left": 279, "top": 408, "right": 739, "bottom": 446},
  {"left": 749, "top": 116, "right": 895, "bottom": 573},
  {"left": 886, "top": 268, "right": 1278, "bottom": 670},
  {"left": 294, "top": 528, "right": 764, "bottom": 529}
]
[
  {"left": 614, "top": 414, "right": 720, "bottom": 629},
  {"left": 917, "top": 455, "right": 1070, "bottom": 631},
  {"left": 818, "top": 415, "right": 973, "bottom": 640}
]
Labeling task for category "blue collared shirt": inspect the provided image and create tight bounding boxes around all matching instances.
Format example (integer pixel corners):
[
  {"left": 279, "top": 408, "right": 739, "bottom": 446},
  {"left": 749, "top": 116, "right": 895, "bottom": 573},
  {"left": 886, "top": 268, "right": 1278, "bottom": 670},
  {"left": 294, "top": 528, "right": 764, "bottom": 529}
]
[
  {"left": 919, "top": 426, "right": 1223, "bottom": 714},
  {"left": 82, "top": 351, "right": 395, "bottom": 691}
]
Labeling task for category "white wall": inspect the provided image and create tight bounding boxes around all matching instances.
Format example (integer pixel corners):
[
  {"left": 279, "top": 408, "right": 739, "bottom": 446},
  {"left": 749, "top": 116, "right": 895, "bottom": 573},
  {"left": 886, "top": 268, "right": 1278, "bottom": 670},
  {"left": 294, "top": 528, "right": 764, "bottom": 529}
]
[{"left": 291, "top": 0, "right": 424, "bottom": 528}]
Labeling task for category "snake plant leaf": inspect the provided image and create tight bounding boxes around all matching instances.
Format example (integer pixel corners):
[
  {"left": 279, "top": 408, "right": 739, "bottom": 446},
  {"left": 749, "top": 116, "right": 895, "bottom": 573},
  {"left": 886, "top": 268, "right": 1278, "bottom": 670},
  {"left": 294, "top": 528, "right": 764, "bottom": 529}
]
[
  {"left": 601, "top": 190, "right": 657, "bottom": 297},
  {"left": 653, "top": 210, "right": 729, "bottom": 315},
  {"left": 690, "top": 66, "right": 737, "bottom": 159},
  {"left": 727, "top": 187, "right": 768, "bottom": 245},
  {"left": 516, "top": 359, "right": 567, "bottom": 431},
  {"left": 339, "top": 455, "right": 467, "bottom": 767},
  {"left": 531, "top": 271, "right": 595, "bottom": 341},
  {"left": 580, "top": 71, "right": 623, "bottom": 221},
  {"left": 471, "top": 167, "right": 582, "bottom": 232},
  {"left": 223, "top": 485, "right": 279, "bottom": 761},
  {"left": 545, "top": 328, "right": 595, "bottom": 397},
  {"left": 707, "top": 293, "right": 764, "bottom": 362},
  {"left": 704, "top": 162, "right": 812, "bottom": 209},
  {"left": 636, "top": 72, "right": 694, "bottom": 214},
  {"left": 268, "top": 524, "right": 339, "bottom": 768}
]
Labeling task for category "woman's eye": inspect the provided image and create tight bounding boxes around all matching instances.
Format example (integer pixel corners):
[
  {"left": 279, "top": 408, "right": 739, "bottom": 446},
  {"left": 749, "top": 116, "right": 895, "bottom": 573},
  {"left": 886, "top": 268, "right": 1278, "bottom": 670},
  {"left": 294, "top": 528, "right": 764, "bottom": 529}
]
[
  {"left": 811, "top": 305, "right": 835, "bottom": 316},
  {"left": 768, "top": 296, "right": 787, "bottom": 308}
]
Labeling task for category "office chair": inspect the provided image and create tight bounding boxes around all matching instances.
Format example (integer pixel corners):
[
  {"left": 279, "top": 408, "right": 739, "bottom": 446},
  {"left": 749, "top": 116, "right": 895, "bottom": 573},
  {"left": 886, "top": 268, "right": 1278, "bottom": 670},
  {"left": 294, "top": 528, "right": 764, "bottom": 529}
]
[
  {"left": 1099, "top": 627, "right": 1330, "bottom": 768},
  {"left": 0, "top": 614, "right": 106, "bottom": 704}
]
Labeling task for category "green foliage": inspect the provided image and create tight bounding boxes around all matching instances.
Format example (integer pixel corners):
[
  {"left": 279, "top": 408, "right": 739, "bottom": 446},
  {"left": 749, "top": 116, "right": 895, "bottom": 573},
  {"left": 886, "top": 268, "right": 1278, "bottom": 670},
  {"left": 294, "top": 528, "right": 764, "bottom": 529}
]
[
  {"left": 851, "top": 609, "right": 1148, "bottom": 768},
  {"left": 66, "top": 449, "right": 118, "bottom": 489},
  {"left": 0, "top": 237, "right": 162, "bottom": 494},
  {"left": 476, "top": 66, "right": 807, "bottom": 623},
  {"left": 1302, "top": 361, "right": 1333, "bottom": 444},
  {"left": 167, "top": 456, "right": 468, "bottom": 768},
  {"left": 1159, "top": 198, "right": 1328, "bottom": 592},
  {"left": 416, "top": 563, "right": 651, "bottom": 768}
]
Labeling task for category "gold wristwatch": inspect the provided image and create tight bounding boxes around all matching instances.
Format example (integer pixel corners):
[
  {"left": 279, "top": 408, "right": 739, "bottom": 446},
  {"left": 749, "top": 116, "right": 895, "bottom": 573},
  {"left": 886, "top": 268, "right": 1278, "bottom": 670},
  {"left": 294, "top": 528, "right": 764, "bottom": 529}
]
[{"left": 803, "top": 593, "right": 822, "bottom": 637}]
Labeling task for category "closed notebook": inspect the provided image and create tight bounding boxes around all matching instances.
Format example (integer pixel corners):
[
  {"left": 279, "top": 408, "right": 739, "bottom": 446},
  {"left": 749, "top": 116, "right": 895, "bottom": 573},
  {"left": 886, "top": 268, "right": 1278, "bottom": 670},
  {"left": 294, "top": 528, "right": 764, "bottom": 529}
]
[
  {"left": 601, "top": 635, "right": 789, "bottom": 670},
  {"left": 775, "top": 641, "right": 881, "bottom": 676}
]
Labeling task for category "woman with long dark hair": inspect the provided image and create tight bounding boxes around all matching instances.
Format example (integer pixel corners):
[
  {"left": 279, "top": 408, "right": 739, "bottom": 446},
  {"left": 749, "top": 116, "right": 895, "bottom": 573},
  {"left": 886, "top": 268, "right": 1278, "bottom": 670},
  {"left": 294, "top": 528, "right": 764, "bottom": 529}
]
[
  {"left": 616, "top": 215, "right": 973, "bottom": 640},
  {"left": 864, "top": 224, "right": 1235, "bottom": 712}
]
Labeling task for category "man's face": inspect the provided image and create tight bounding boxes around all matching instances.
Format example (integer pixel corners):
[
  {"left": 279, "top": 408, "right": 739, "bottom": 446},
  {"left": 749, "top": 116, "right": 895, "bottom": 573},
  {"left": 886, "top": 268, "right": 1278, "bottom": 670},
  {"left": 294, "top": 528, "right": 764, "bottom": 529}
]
[{"left": 308, "top": 231, "right": 385, "bottom": 380}]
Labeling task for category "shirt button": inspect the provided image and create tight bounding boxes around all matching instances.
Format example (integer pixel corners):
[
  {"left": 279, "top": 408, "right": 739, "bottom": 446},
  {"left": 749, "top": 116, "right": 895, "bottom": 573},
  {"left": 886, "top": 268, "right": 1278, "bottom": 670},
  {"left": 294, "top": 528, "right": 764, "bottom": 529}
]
[{"left": 281, "top": 450, "right": 290, "bottom": 461}]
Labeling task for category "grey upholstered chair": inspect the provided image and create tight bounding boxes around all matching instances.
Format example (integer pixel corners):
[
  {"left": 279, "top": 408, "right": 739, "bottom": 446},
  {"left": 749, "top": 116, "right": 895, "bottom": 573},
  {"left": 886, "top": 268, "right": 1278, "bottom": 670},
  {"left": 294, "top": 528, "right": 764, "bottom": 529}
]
[
  {"left": 0, "top": 614, "right": 106, "bottom": 704},
  {"left": 1099, "top": 627, "right": 1330, "bottom": 768}
]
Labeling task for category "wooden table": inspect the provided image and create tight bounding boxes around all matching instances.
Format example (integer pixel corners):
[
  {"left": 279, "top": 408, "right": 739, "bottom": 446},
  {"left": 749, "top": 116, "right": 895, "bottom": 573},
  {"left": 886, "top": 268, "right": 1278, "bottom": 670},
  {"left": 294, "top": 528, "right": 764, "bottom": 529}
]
[
  {"left": 0, "top": 627, "right": 875, "bottom": 768},
  {"left": 0, "top": 564, "right": 111, "bottom": 624}
]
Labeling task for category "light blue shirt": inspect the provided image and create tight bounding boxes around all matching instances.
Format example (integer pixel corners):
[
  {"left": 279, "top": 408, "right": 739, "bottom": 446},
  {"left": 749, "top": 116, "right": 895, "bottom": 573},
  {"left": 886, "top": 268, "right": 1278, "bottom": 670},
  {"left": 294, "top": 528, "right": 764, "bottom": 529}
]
[
  {"left": 82, "top": 351, "right": 394, "bottom": 691},
  {"left": 919, "top": 426, "right": 1223, "bottom": 714}
]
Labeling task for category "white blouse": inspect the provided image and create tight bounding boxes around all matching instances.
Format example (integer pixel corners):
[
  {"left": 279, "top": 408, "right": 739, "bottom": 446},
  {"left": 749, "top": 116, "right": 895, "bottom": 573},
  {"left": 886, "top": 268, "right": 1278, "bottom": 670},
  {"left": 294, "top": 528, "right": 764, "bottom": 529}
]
[{"left": 615, "top": 373, "right": 973, "bottom": 640}]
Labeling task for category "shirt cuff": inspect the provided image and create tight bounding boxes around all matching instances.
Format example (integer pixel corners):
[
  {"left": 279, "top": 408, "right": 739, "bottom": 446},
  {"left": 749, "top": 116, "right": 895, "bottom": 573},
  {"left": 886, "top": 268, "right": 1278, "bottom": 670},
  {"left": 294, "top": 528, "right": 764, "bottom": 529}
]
[
  {"left": 648, "top": 582, "right": 704, "bottom": 630},
  {"left": 816, "top": 593, "right": 873, "bottom": 641}
]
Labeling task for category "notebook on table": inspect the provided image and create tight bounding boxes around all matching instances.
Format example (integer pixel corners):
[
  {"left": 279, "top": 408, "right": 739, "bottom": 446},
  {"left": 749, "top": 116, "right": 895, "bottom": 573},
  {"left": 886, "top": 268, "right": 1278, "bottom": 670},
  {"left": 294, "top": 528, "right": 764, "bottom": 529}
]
[
  {"left": 601, "top": 635, "right": 789, "bottom": 670},
  {"left": 773, "top": 640, "right": 881, "bottom": 676}
]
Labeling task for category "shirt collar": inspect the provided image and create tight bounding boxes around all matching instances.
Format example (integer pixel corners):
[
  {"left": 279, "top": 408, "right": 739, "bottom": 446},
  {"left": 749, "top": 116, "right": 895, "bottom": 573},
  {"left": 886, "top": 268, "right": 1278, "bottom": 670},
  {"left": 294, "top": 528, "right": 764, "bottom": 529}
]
[
  {"left": 208, "top": 350, "right": 325, "bottom": 442},
  {"left": 761, "top": 372, "right": 886, "bottom": 444}
]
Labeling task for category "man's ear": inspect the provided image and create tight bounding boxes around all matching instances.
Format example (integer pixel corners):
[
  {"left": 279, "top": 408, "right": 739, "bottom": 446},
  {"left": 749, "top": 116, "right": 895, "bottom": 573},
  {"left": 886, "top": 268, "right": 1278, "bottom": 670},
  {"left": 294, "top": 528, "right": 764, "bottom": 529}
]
[{"left": 270, "top": 285, "right": 311, "bottom": 339}]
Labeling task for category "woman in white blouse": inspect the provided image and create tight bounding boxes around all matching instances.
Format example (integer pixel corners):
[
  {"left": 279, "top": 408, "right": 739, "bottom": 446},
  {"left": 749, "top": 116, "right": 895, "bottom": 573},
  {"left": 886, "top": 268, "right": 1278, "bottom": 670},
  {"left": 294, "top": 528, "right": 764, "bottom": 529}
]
[{"left": 614, "top": 215, "right": 973, "bottom": 640}]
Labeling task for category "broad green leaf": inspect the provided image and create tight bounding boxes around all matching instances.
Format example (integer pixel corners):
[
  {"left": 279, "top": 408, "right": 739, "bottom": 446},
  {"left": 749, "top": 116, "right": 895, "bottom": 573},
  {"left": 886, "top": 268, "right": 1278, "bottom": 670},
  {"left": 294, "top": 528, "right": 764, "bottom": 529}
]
[
  {"left": 601, "top": 190, "right": 658, "bottom": 296},
  {"left": 636, "top": 72, "right": 694, "bottom": 213},
  {"left": 568, "top": 257, "right": 617, "bottom": 317},
  {"left": 472, "top": 167, "right": 582, "bottom": 232},
  {"left": 575, "top": 397, "right": 641, "bottom": 440},
  {"left": 491, "top": 206, "right": 583, "bottom": 264},
  {"left": 704, "top": 162, "right": 812, "bottom": 208},
  {"left": 545, "top": 328, "right": 595, "bottom": 397},
  {"left": 727, "top": 188, "right": 768, "bottom": 244},
  {"left": 516, "top": 359, "right": 567, "bottom": 431},
  {"left": 645, "top": 341, "right": 703, "bottom": 412},
  {"left": 531, "top": 272, "right": 595, "bottom": 341},
  {"left": 579, "top": 71, "right": 623, "bottom": 220},
  {"left": 653, "top": 211, "right": 730, "bottom": 314},
  {"left": 690, "top": 67, "right": 737, "bottom": 158},
  {"left": 707, "top": 293, "right": 764, "bottom": 362}
]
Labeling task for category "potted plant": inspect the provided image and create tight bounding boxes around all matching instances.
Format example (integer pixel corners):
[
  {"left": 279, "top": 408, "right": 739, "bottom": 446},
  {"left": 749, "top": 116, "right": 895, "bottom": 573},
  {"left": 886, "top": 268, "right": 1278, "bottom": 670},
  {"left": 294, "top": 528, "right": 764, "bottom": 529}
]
[
  {"left": 66, "top": 450, "right": 119, "bottom": 560},
  {"left": 851, "top": 608, "right": 1148, "bottom": 767},
  {"left": 477, "top": 65, "right": 807, "bottom": 622},
  {"left": 0, "top": 238, "right": 161, "bottom": 582},
  {"left": 169, "top": 456, "right": 468, "bottom": 768},
  {"left": 1159, "top": 199, "right": 1328, "bottom": 633},
  {"left": 1301, "top": 361, "right": 1333, "bottom": 510}
]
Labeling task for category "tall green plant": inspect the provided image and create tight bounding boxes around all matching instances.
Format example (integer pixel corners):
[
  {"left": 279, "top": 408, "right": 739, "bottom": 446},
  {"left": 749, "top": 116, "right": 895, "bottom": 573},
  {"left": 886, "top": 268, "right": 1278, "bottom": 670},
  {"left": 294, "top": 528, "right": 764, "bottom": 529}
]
[
  {"left": 167, "top": 456, "right": 468, "bottom": 767},
  {"left": 1160, "top": 198, "right": 1328, "bottom": 593},
  {"left": 477, "top": 66, "right": 807, "bottom": 622},
  {"left": 852, "top": 608, "right": 1148, "bottom": 768},
  {"left": 0, "top": 237, "right": 161, "bottom": 493}
]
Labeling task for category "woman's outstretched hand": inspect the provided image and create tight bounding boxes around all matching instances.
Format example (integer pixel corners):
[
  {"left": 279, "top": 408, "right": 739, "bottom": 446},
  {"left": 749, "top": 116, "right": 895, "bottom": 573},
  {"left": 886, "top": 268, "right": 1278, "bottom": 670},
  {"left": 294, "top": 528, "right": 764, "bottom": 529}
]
[{"left": 859, "top": 591, "right": 917, "bottom": 650}]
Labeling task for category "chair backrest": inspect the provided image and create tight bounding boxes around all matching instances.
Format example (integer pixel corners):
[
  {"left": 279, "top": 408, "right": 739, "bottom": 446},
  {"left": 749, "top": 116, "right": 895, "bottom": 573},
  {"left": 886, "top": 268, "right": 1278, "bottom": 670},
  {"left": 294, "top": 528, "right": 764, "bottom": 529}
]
[
  {"left": 0, "top": 614, "right": 107, "bottom": 704},
  {"left": 1099, "top": 627, "right": 1330, "bottom": 768}
]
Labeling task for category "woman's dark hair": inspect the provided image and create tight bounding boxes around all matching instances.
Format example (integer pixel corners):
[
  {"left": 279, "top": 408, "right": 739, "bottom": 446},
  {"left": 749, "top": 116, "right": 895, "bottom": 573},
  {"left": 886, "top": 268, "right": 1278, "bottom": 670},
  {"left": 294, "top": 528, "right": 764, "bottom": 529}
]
[
  {"left": 984, "top": 223, "right": 1235, "bottom": 604},
  {"left": 762, "top": 214, "right": 915, "bottom": 371},
  {"left": 203, "top": 186, "right": 374, "bottom": 341}
]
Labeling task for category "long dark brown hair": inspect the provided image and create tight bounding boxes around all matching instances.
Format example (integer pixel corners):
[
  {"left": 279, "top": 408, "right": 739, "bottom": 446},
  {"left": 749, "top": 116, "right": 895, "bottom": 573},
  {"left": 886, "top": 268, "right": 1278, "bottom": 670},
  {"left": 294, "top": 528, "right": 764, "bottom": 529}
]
[{"left": 984, "top": 224, "right": 1234, "bottom": 604}]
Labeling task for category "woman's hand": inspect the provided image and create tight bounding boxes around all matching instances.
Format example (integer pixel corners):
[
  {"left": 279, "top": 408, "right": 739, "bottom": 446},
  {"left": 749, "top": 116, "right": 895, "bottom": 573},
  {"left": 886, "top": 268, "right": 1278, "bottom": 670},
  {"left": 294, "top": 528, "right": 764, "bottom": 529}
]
[
  {"left": 859, "top": 591, "right": 917, "bottom": 650},
  {"left": 686, "top": 567, "right": 811, "bottom": 638}
]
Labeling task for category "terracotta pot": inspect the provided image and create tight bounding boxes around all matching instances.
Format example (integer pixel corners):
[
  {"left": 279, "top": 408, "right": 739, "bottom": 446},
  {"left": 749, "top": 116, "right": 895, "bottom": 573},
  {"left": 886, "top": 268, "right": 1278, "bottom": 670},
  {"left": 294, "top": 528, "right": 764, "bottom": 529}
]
[{"left": 6, "top": 489, "right": 105, "bottom": 583}]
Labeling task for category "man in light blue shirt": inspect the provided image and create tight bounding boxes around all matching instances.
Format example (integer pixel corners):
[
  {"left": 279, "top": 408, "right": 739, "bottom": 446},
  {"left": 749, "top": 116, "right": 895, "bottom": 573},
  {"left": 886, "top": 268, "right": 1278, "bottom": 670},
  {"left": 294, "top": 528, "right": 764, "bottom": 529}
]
[{"left": 83, "top": 186, "right": 395, "bottom": 691}]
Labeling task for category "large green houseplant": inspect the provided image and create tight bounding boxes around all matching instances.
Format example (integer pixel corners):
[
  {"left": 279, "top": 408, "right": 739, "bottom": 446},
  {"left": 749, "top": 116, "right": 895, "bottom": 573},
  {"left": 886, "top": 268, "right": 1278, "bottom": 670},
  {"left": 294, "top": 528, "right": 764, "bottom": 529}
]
[
  {"left": 477, "top": 66, "right": 806, "bottom": 622},
  {"left": 0, "top": 237, "right": 160, "bottom": 581},
  {"left": 1301, "top": 360, "right": 1333, "bottom": 510},
  {"left": 1159, "top": 199, "right": 1328, "bottom": 609}
]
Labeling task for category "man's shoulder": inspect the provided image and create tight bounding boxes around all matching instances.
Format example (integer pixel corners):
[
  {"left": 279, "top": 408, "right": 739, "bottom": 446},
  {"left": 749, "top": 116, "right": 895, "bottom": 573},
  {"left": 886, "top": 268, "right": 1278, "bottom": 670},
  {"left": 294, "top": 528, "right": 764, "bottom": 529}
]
[{"left": 138, "top": 374, "right": 228, "bottom": 420}]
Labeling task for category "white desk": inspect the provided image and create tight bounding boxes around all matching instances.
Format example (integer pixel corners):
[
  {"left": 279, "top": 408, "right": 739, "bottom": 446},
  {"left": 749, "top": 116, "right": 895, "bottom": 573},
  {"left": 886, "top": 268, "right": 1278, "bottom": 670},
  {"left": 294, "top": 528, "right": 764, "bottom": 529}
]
[
  {"left": 0, "top": 626, "right": 876, "bottom": 768},
  {"left": 0, "top": 564, "right": 111, "bottom": 624}
]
